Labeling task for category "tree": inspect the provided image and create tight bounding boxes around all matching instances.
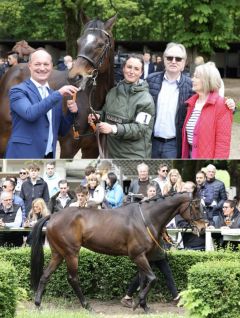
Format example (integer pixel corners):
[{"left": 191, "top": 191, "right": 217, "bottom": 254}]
[{"left": 150, "top": 0, "right": 240, "bottom": 56}]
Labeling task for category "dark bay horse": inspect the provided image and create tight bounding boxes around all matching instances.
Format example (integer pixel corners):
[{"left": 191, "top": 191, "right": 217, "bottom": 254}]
[
  {"left": 61, "top": 13, "right": 116, "bottom": 158},
  {"left": 0, "top": 13, "right": 116, "bottom": 158},
  {"left": 31, "top": 192, "right": 206, "bottom": 311}
]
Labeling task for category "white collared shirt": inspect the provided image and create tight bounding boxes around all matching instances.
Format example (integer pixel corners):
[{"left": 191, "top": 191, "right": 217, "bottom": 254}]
[
  {"left": 144, "top": 62, "right": 150, "bottom": 79},
  {"left": 5, "top": 207, "right": 23, "bottom": 228},
  {"left": 30, "top": 78, "right": 53, "bottom": 154},
  {"left": 154, "top": 74, "right": 180, "bottom": 138}
]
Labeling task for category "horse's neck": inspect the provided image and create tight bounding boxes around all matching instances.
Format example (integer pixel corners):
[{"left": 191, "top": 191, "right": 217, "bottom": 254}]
[
  {"left": 95, "top": 69, "right": 114, "bottom": 109},
  {"left": 148, "top": 199, "right": 183, "bottom": 232}
]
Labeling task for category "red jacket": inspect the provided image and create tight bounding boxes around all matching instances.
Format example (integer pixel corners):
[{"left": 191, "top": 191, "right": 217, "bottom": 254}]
[{"left": 182, "top": 91, "right": 232, "bottom": 159}]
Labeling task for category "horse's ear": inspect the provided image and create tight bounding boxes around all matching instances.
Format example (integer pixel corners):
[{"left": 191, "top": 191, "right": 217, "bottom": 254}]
[
  {"left": 79, "top": 9, "right": 90, "bottom": 25},
  {"left": 192, "top": 186, "right": 199, "bottom": 199},
  {"left": 104, "top": 14, "right": 117, "bottom": 32}
]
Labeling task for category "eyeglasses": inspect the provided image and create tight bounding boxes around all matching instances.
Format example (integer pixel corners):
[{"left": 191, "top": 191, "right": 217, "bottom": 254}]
[
  {"left": 89, "top": 179, "right": 97, "bottom": 181},
  {"left": 19, "top": 172, "right": 27, "bottom": 175},
  {"left": 165, "top": 56, "right": 183, "bottom": 62},
  {"left": 223, "top": 206, "right": 230, "bottom": 209}
]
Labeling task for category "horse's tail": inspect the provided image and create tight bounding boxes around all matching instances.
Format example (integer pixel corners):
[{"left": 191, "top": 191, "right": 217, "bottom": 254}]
[{"left": 30, "top": 215, "right": 51, "bottom": 291}]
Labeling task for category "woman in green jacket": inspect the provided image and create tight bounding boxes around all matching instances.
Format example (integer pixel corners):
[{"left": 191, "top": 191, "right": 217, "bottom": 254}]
[{"left": 89, "top": 54, "right": 155, "bottom": 158}]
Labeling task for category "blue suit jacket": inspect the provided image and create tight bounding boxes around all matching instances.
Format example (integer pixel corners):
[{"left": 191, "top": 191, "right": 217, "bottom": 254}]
[{"left": 5, "top": 79, "right": 74, "bottom": 159}]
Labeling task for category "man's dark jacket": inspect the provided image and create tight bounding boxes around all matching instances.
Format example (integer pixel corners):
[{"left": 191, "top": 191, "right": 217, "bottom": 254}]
[{"left": 147, "top": 71, "right": 193, "bottom": 158}]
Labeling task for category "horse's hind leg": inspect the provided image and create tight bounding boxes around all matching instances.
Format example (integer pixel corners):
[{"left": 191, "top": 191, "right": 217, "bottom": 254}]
[
  {"left": 35, "top": 252, "right": 63, "bottom": 307},
  {"left": 65, "top": 254, "right": 91, "bottom": 310}
]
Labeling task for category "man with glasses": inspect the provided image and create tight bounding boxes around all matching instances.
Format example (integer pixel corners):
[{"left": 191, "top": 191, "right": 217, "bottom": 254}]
[
  {"left": 211, "top": 200, "right": 240, "bottom": 250},
  {"left": 2, "top": 178, "right": 26, "bottom": 223},
  {"left": 0, "top": 191, "right": 23, "bottom": 246},
  {"left": 15, "top": 169, "right": 28, "bottom": 195},
  {"left": 153, "top": 163, "right": 169, "bottom": 194},
  {"left": 147, "top": 42, "right": 192, "bottom": 158}
]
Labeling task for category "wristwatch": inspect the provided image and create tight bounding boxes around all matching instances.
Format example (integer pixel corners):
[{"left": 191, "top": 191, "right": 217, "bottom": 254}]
[{"left": 111, "top": 124, "right": 118, "bottom": 135}]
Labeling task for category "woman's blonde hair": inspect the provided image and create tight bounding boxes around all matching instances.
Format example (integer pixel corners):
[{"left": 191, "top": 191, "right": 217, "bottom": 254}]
[
  {"left": 194, "top": 62, "right": 222, "bottom": 94},
  {"left": 163, "top": 169, "right": 184, "bottom": 195},
  {"left": 87, "top": 173, "right": 100, "bottom": 189},
  {"left": 28, "top": 198, "right": 49, "bottom": 221}
]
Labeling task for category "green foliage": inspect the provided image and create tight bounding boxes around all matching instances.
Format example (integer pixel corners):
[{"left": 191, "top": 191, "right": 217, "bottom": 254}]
[
  {"left": 0, "top": 247, "right": 239, "bottom": 306},
  {"left": 0, "top": 0, "right": 240, "bottom": 55},
  {"left": 0, "top": 259, "right": 18, "bottom": 318},
  {"left": 180, "top": 260, "right": 240, "bottom": 318}
]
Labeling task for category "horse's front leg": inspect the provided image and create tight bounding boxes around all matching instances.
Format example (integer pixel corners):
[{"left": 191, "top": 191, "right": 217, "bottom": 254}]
[{"left": 132, "top": 254, "right": 156, "bottom": 312}]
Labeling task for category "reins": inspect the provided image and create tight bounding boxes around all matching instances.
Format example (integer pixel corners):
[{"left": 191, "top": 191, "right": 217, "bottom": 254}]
[{"left": 138, "top": 203, "right": 166, "bottom": 252}]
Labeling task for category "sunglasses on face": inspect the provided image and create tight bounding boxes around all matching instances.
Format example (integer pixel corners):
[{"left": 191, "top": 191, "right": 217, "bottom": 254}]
[
  {"left": 161, "top": 170, "right": 168, "bottom": 173},
  {"left": 19, "top": 172, "right": 27, "bottom": 175},
  {"left": 165, "top": 56, "right": 183, "bottom": 62}
]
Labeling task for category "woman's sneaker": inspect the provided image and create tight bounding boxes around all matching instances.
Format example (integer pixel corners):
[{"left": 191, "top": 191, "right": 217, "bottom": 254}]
[
  {"left": 173, "top": 295, "right": 181, "bottom": 305},
  {"left": 121, "top": 297, "right": 134, "bottom": 308}
]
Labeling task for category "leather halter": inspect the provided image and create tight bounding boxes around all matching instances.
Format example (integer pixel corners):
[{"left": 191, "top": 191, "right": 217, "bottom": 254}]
[{"left": 77, "top": 27, "right": 112, "bottom": 70}]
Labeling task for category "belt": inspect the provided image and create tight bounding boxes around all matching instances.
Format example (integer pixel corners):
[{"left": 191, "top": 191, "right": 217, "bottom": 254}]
[{"left": 153, "top": 136, "right": 176, "bottom": 143}]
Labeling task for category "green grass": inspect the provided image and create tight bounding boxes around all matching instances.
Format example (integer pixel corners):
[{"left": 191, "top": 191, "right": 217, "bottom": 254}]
[
  {"left": 16, "top": 301, "right": 185, "bottom": 318},
  {"left": 16, "top": 309, "right": 184, "bottom": 318}
]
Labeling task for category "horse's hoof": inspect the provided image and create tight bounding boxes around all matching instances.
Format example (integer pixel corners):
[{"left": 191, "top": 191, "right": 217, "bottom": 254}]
[
  {"left": 132, "top": 300, "right": 140, "bottom": 311},
  {"left": 34, "top": 299, "right": 41, "bottom": 307},
  {"left": 84, "top": 302, "right": 93, "bottom": 312},
  {"left": 140, "top": 303, "right": 150, "bottom": 313}
]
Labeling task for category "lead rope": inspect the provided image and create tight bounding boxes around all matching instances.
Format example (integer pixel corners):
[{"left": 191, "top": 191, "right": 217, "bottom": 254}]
[{"left": 138, "top": 204, "right": 166, "bottom": 252}]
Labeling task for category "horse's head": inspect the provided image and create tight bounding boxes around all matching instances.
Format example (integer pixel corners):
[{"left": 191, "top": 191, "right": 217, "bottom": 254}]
[
  {"left": 68, "top": 12, "right": 117, "bottom": 90},
  {"left": 179, "top": 192, "right": 206, "bottom": 236},
  {"left": 12, "top": 40, "right": 35, "bottom": 59}
]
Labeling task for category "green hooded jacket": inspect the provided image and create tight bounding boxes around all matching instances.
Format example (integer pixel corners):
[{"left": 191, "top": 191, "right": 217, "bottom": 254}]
[{"left": 101, "top": 80, "right": 155, "bottom": 158}]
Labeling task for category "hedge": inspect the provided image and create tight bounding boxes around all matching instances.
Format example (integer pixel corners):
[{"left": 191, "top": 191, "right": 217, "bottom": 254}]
[
  {"left": 0, "top": 247, "right": 239, "bottom": 303},
  {"left": 180, "top": 260, "right": 240, "bottom": 318},
  {"left": 0, "top": 259, "right": 18, "bottom": 318}
]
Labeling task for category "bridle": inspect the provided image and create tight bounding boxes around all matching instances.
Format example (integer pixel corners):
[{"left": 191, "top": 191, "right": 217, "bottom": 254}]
[
  {"left": 181, "top": 199, "right": 204, "bottom": 222},
  {"left": 77, "top": 27, "right": 113, "bottom": 79},
  {"left": 72, "top": 27, "right": 113, "bottom": 154},
  {"left": 138, "top": 197, "right": 204, "bottom": 250}
]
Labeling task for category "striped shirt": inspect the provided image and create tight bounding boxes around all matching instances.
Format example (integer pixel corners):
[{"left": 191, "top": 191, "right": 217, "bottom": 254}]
[{"left": 186, "top": 109, "right": 201, "bottom": 145}]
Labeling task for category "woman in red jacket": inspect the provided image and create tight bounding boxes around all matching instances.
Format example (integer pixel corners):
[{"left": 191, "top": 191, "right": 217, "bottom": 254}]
[{"left": 182, "top": 62, "right": 233, "bottom": 159}]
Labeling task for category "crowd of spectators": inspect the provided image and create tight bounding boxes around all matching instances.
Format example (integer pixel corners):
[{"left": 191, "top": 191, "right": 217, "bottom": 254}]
[{"left": 0, "top": 161, "right": 239, "bottom": 250}]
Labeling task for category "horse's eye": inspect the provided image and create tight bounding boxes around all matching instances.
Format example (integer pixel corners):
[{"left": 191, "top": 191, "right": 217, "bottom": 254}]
[{"left": 97, "top": 42, "right": 104, "bottom": 48}]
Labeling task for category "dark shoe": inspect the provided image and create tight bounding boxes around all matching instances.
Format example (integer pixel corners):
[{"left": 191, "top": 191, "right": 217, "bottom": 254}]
[{"left": 121, "top": 297, "right": 134, "bottom": 308}]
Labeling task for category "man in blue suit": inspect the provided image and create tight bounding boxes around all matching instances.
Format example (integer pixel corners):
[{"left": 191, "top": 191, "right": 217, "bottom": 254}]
[{"left": 5, "top": 49, "right": 79, "bottom": 159}]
